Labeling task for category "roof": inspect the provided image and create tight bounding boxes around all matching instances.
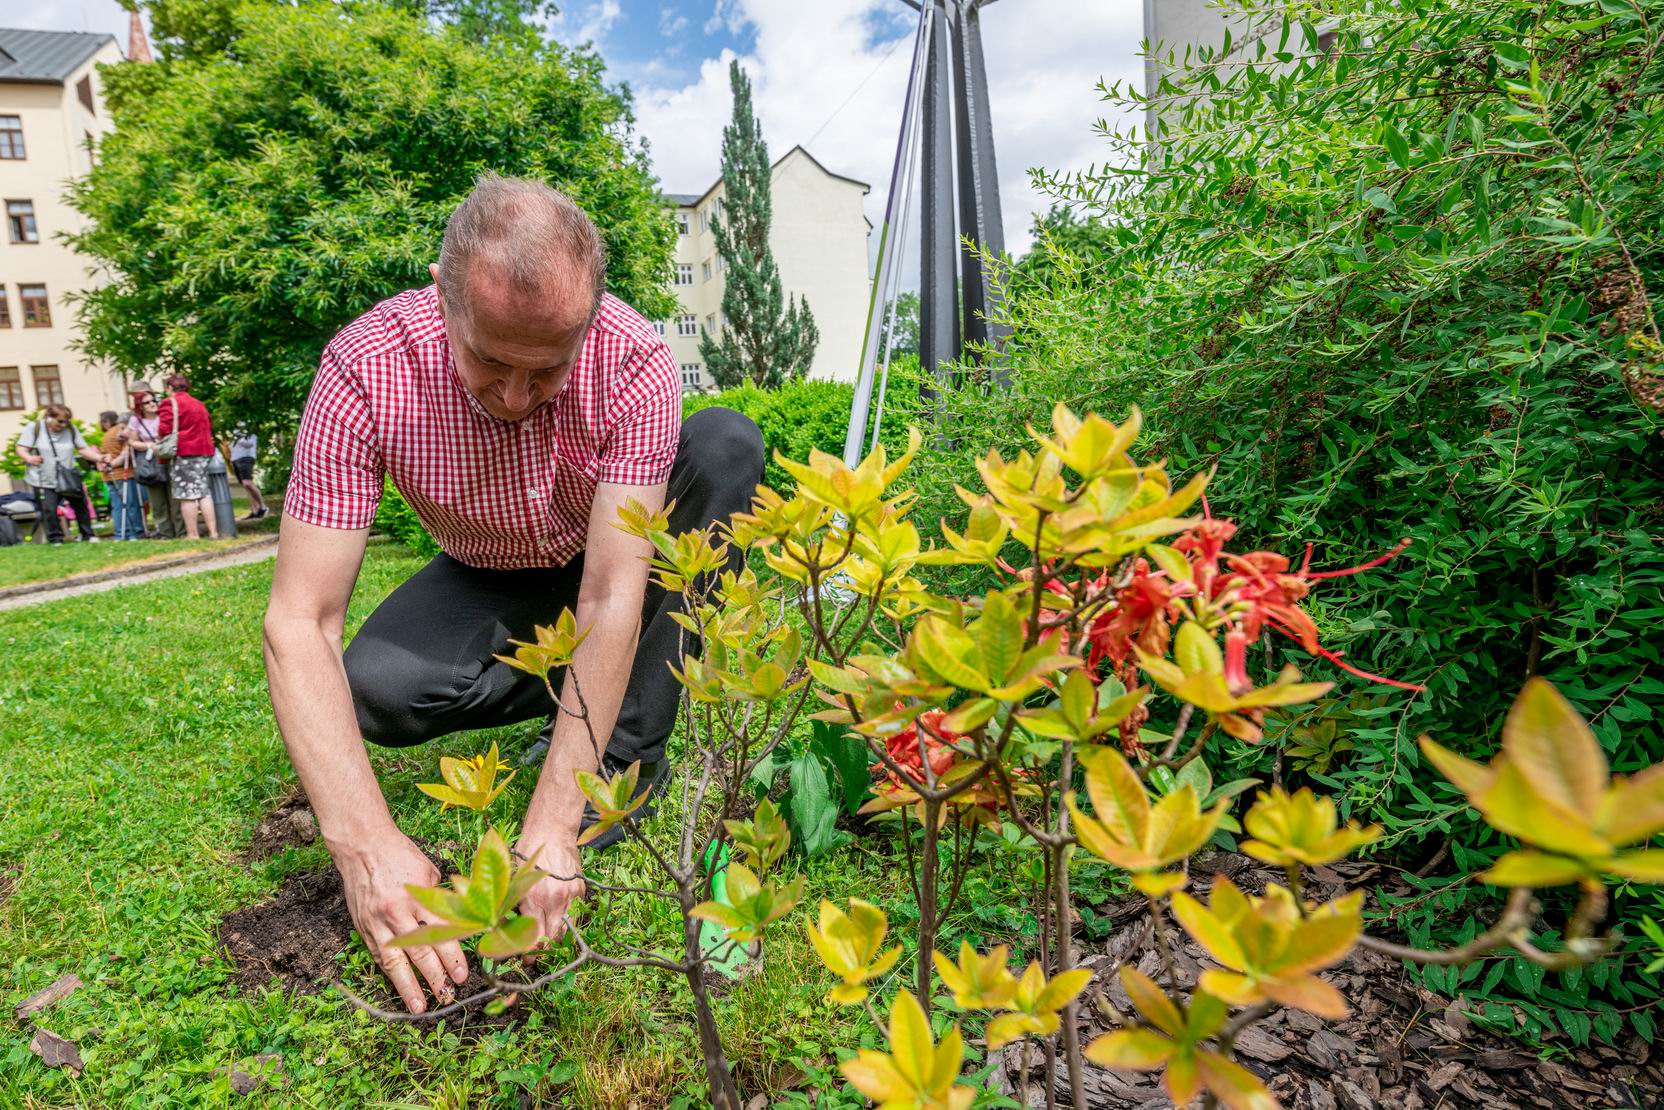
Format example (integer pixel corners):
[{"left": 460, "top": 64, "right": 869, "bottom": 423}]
[
  {"left": 0, "top": 29, "right": 114, "bottom": 85},
  {"left": 668, "top": 145, "right": 871, "bottom": 210}
]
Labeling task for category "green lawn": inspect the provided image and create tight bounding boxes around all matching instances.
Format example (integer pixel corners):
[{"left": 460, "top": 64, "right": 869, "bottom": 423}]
[
  {"left": 0, "top": 508, "right": 283, "bottom": 590},
  {"left": 0, "top": 538, "right": 228, "bottom": 590},
  {"left": 0, "top": 544, "right": 977, "bottom": 1109}
]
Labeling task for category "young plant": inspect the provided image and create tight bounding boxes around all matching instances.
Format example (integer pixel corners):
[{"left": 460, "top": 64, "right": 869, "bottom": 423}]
[{"left": 339, "top": 404, "right": 1661, "bottom": 1110}]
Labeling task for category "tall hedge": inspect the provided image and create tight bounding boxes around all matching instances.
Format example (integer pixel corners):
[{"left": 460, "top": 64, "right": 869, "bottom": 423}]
[{"left": 911, "top": 0, "right": 1664, "bottom": 1034}]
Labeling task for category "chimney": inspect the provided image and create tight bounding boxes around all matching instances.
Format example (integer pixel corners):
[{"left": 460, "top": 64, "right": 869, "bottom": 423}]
[{"left": 128, "top": 10, "right": 154, "bottom": 63}]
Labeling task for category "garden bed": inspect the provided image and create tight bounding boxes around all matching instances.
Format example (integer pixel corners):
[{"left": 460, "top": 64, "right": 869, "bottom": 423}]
[{"left": 994, "top": 851, "right": 1661, "bottom": 1109}]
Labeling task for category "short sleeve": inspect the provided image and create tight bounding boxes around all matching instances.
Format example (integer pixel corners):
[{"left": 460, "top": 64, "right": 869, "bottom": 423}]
[
  {"left": 597, "top": 339, "right": 680, "bottom": 485},
  {"left": 285, "top": 348, "right": 386, "bottom": 529}
]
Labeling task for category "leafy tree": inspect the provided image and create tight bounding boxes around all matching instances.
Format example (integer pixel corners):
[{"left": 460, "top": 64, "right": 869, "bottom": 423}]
[
  {"left": 70, "top": 0, "right": 677, "bottom": 440},
  {"left": 700, "top": 60, "right": 818, "bottom": 389},
  {"left": 1013, "top": 207, "right": 1117, "bottom": 289},
  {"left": 880, "top": 290, "right": 920, "bottom": 358}
]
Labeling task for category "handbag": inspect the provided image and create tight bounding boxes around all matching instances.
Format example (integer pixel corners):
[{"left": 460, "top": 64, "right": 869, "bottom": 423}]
[
  {"left": 153, "top": 396, "right": 181, "bottom": 463},
  {"left": 133, "top": 444, "right": 168, "bottom": 485},
  {"left": 45, "top": 426, "right": 87, "bottom": 498}
]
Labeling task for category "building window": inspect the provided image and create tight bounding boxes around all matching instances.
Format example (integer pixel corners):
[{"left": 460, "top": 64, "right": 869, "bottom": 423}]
[
  {"left": 77, "top": 75, "right": 96, "bottom": 115},
  {"left": 0, "top": 367, "right": 21, "bottom": 410},
  {"left": 0, "top": 286, "right": 9, "bottom": 328},
  {"left": 653, "top": 319, "right": 666, "bottom": 336},
  {"left": 0, "top": 116, "right": 23, "bottom": 160},
  {"left": 7, "top": 200, "right": 38, "bottom": 244},
  {"left": 701, "top": 260, "right": 712, "bottom": 282},
  {"left": 675, "top": 262, "right": 694, "bottom": 286},
  {"left": 32, "top": 365, "right": 63, "bottom": 407},
  {"left": 715, "top": 254, "right": 724, "bottom": 274},
  {"left": 704, "top": 313, "right": 716, "bottom": 335},
  {"left": 676, "top": 314, "right": 698, "bottom": 337},
  {"left": 679, "top": 363, "right": 703, "bottom": 389},
  {"left": 20, "top": 284, "right": 50, "bottom": 327},
  {"left": 676, "top": 212, "right": 689, "bottom": 235},
  {"left": 699, "top": 209, "right": 709, "bottom": 233}
]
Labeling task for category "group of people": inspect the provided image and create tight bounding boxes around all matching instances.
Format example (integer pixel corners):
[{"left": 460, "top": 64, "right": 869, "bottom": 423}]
[{"left": 12, "top": 374, "right": 268, "bottom": 544}]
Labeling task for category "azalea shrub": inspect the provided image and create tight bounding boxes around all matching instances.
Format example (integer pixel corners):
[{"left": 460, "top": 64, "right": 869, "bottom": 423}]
[{"left": 347, "top": 405, "right": 1662, "bottom": 1109}]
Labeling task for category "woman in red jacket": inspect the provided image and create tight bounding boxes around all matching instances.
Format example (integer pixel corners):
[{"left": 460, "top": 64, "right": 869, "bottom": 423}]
[{"left": 156, "top": 374, "right": 220, "bottom": 540}]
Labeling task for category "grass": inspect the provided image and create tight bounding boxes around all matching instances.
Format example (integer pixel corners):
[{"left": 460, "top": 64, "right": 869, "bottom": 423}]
[
  {"left": 0, "top": 543, "right": 1025, "bottom": 1109},
  {"left": 0, "top": 539, "right": 228, "bottom": 590},
  {"left": 0, "top": 506, "right": 282, "bottom": 590}
]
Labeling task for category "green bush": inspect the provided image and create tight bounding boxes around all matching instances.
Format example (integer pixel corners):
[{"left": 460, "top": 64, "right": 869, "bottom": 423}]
[
  {"left": 373, "top": 480, "right": 440, "bottom": 558},
  {"left": 685, "top": 359, "right": 922, "bottom": 493},
  {"left": 904, "top": 0, "right": 1664, "bottom": 1042}
]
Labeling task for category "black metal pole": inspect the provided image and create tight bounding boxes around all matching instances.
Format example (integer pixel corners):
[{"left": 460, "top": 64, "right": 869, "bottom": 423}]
[
  {"left": 951, "top": 0, "right": 1008, "bottom": 366},
  {"left": 920, "top": 0, "right": 959, "bottom": 392}
]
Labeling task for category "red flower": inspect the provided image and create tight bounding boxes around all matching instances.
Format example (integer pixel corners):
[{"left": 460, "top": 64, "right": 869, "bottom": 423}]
[
  {"left": 1221, "top": 539, "right": 1424, "bottom": 693},
  {"left": 872, "top": 708, "right": 959, "bottom": 790},
  {"left": 1085, "top": 557, "right": 1179, "bottom": 672}
]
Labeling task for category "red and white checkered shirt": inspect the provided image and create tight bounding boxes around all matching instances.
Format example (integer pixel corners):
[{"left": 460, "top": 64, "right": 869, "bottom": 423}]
[{"left": 286, "top": 285, "right": 680, "bottom": 569}]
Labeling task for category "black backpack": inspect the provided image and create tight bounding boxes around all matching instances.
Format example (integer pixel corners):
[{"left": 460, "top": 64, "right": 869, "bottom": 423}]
[{"left": 0, "top": 514, "right": 18, "bottom": 547}]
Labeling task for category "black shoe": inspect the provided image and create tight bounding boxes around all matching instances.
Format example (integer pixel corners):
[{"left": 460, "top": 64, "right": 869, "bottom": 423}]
[{"left": 579, "top": 752, "right": 672, "bottom": 851}]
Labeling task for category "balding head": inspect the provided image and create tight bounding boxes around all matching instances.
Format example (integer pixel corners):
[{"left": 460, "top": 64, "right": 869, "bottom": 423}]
[
  {"left": 431, "top": 173, "right": 609, "bottom": 421},
  {"left": 437, "top": 172, "right": 607, "bottom": 328}
]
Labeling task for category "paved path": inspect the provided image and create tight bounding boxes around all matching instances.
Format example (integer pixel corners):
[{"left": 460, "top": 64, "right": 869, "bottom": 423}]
[{"left": 0, "top": 538, "right": 279, "bottom": 614}]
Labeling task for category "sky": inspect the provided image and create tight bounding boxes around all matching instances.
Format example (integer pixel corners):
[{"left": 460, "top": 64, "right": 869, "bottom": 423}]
[{"left": 20, "top": 0, "right": 1147, "bottom": 263}]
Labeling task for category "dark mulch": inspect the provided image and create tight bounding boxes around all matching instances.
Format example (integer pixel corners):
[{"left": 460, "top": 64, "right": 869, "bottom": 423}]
[
  {"left": 219, "top": 820, "right": 518, "bottom": 1032},
  {"left": 992, "top": 851, "right": 1661, "bottom": 1109}
]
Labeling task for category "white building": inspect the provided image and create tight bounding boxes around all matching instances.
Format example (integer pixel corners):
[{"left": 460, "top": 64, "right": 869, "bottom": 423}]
[
  {"left": 0, "top": 26, "right": 128, "bottom": 446},
  {"left": 1143, "top": 1, "right": 1336, "bottom": 138},
  {"left": 662, "top": 145, "right": 871, "bottom": 391}
]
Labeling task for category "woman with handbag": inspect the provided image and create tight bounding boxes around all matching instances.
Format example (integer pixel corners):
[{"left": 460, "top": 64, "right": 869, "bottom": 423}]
[
  {"left": 126, "top": 388, "right": 184, "bottom": 540},
  {"left": 154, "top": 374, "right": 219, "bottom": 540},
  {"left": 15, "top": 404, "right": 102, "bottom": 544}
]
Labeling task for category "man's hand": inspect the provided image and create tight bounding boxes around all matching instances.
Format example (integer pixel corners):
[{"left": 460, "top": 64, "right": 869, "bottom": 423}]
[
  {"left": 23, "top": 453, "right": 42, "bottom": 466},
  {"left": 516, "top": 837, "right": 586, "bottom": 946},
  {"left": 335, "top": 829, "right": 470, "bottom": 1013}
]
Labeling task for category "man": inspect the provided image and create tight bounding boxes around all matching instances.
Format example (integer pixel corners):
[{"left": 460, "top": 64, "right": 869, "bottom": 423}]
[
  {"left": 263, "top": 173, "right": 763, "bottom": 1016},
  {"left": 155, "top": 374, "right": 220, "bottom": 540},
  {"left": 226, "top": 432, "right": 269, "bottom": 520}
]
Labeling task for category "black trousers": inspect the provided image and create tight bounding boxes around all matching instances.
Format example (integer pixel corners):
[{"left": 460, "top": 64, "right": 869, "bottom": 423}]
[
  {"left": 33, "top": 486, "right": 95, "bottom": 543},
  {"left": 344, "top": 406, "right": 764, "bottom": 763}
]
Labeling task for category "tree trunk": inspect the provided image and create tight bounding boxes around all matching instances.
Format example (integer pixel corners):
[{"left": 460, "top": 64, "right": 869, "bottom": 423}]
[{"left": 683, "top": 913, "right": 741, "bottom": 1109}]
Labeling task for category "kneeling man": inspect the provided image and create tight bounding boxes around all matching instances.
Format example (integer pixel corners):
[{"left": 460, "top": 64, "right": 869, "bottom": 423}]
[{"left": 262, "top": 174, "right": 763, "bottom": 1014}]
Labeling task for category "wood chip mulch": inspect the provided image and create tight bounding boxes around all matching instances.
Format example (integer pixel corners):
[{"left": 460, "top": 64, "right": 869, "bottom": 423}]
[{"left": 991, "top": 852, "right": 1661, "bottom": 1108}]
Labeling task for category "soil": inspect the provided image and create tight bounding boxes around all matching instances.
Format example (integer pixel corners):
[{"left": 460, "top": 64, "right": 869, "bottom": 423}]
[
  {"left": 245, "top": 793, "right": 319, "bottom": 860},
  {"left": 220, "top": 811, "right": 520, "bottom": 1031},
  {"left": 991, "top": 851, "right": 1662, "bottom": 1109}
]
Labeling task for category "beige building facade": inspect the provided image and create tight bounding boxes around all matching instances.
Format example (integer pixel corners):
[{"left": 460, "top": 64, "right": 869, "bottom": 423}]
[
  {"left": 0, "top": 28, "right": 125, "bottom": 447},
  {"left": 663, "top": 145, "right": 871, "bottom": 391}
]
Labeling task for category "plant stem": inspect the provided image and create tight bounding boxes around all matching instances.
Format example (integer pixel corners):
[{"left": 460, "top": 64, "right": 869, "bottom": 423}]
[
  {"left": 1052, "top": 741, "right": 1086, "bottom": 1107},
  {"left": 683, "top": 906, "right": 742, "bottom": 1109},
  {"left": 916, "top": 798, "right": 941, "bottom": 1014}
]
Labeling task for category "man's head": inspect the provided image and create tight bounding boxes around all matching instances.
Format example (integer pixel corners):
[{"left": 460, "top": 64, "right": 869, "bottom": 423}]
[
  {"left": 432, "top": 172, "right": 608, "bottom": 422},
  {"left": 99, "top": 410, "right": 120, "bottom": 431},
  {"left": 165, "top": 374, "right": 191, "bottom": 394},
  {"left": 43, "top": 404, "right": 72, "bottom": 431}
]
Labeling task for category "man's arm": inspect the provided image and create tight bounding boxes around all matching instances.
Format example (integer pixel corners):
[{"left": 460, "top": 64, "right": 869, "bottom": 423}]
[
  {"left": 515, "top": 479, "right": 665, "bottom": 942},
  {"left": 263, "top": 516, "right": 469, "bottom": 1012}
]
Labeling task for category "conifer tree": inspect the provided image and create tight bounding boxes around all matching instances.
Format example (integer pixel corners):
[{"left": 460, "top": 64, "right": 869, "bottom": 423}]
[{"left": 700, "top": 61, "right": 818, "bottom": 388}]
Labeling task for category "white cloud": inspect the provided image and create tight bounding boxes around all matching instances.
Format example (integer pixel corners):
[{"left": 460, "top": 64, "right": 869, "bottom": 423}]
[
  {"left": 658, "top": 7, "right": 689, "bottom": 37},
  {"left": 631, "top": 0, "right": 1144, "bottom": 263},
  {"left": 548, "top": 0, "right": 623, "bottom": 47}
]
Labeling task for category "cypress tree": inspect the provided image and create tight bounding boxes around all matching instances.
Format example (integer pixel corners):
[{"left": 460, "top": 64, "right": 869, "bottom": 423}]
[{"left": 700, "top": 61, "right": 819, "bottom": 388}]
